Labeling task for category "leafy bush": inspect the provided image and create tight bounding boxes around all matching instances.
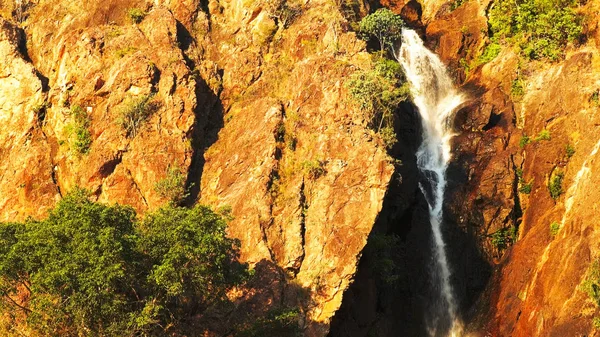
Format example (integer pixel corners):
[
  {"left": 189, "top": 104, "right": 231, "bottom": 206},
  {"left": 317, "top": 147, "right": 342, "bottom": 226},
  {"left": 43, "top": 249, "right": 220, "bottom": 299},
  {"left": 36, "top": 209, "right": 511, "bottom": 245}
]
[
  {"left": 548, "top": 170, "right": 564, "bottom": 200},
  {"left": 358, "top": 8, "right": 404, "bottom": 52},
  {"left": 450, "top": 0, "right": 467, "bottom": 11},
  {"left": 535, "top": 129, "right": 551, "bottom": 141},
  {"left": 117, "top": 94, "right": 158, "bottom": 138},
  {"left": 127, "top": 8, "right": 146, "bottom": 24},
  {"left": 566, "top": 143, "right": 575, "bottom": 158},
  {"left": 154, "top": 166, "right": 190, "bottom": 205},
  {"left": 591, "top": 91, "right": 600, "bottom": 107},
  {"left": 549, "top": 221, "right": 560, "bottom": 236},
  {"left": 265, "top": 0, "right": 301, "bottom": 28},
  {"left": 488, "top": 0, "right": 582, "bottom": 60},
  {"left": 519, "top": 135, "right": 531, "bottom": 148},
  {"left": 237, "top": 308, "right": 301, "bottom": 337},
  {"left": 64, "top": 105, "right": 92, "bottom": 155},
  {"left": 490, "top": 226, "right": 516, "bottom": 251},
  {"left": 511, "top": 77, "right": 524, "bottom": 98},
  {"left": 301, "top": 159, "right": 325, "bottom": 179},
  {"left": 476, "top": 42, "right": 501, "bottom": 65},
  {"left": 0, "top": 189, "right": 247, "bottom": 336},
  {"left": 519, "top": 181, "right": 532, "bottom": 194},
  {"left": 581, "top": 260, "right": 600, "bottom": 306},
  {"left": 115, "top": 46, "right": 138, "bottom": 58},
  {"left": 346, "top": 55, "right": 410, "bottom": 148}
]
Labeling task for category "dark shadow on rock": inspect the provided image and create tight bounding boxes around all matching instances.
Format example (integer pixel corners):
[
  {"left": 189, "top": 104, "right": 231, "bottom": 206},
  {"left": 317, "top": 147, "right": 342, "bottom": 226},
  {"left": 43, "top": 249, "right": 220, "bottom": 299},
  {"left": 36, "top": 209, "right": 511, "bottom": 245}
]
[{"left": 172, "top": 21, "right": 224, "bottom": 206}]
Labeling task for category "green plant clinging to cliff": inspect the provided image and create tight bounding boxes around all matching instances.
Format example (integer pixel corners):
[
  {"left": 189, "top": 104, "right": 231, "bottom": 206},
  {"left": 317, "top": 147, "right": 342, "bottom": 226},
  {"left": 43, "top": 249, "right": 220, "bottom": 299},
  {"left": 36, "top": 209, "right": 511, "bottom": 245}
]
[
  {"left": 346, "top": 55, "right": 410, "bottom": 149},
  {"left": 117, "top": 94, "right": 158, "bottom": 138},
  {"left": 64, "top": 105, "right": 92, "bottom": 155},
  {"left": 154, "top": 166, "right": 191, "bottom": 205},
  {"left": 358, "top": 9, "right": 404, "bottom": 53},
  {"left": 548, "top": 170, "right": 564, "bottom": 200},
  {"left": 127, "top": 8, "right": 146, "bottom": 24},
  {"left": 488, "top": 0, "right": 583, "bottom": 60}
]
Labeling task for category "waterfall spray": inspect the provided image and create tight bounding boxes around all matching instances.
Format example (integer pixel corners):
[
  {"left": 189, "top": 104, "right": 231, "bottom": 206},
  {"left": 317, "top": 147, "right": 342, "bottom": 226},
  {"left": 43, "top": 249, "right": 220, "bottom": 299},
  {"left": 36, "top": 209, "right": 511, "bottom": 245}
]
[{"left": 396, "top": 29, "right": 465, "bottom": 337}]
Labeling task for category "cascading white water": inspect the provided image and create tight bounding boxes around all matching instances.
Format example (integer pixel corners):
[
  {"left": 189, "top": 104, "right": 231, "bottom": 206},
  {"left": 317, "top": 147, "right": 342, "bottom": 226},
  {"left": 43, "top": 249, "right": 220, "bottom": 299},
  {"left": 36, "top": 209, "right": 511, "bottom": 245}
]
[{"left": 396, "top": 29, "right": 465, "bottom": 337}]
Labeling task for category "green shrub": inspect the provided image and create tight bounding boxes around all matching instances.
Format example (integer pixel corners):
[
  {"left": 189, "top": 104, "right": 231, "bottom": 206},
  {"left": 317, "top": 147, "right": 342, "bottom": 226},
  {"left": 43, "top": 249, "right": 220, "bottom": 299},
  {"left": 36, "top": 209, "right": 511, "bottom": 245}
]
[
  {"left": 127, "top": 8, "right": 146, "bottom": 24},
  {"left": 115, "top": 46, "right": 138, "bottom": 58},
  {"left": 490, "top": 226, "right": 517, "bottom": 251},
  {"left": 346, "top": 55, "right": 409, "bottom": 149},
  {"left": 477, "top": 42, "right": 502, "bottom": 65},
  {"left": 488, "top": 0, "right": 582, "bottom": 61},
  {"left": 117, "top": 94, "right": 158, "bottom": 138},
  {"left": 519, "top": 135, "right": 531, "bottom": 148},
  {"left": 549, "top": 170, "right": 564, "bottom": 200},
  {"left": 0, "top": 189, "right": 247, "bottom": 336},
  {"left": 237, "top": 308, "right": 301, "bottom": 337},
  {"left": 358, "top": 8, "right": 404, "bottom": 52},
  {"left": 594, "top": 317, "right": 600, "bottom": 330},
  {"left": 511, "top": 77, "right": 524, "bottom": 98},
  {"left": 301, "top": 159, "right": 325, "bottom": 179},
  {"left": 519, "top": 181, "right": 532, "bottom": 194},
  {"left": 549, "top": 221, "right": 560, "bottom": 236},
  {"left": 566, "top": 143, "right": 575, "bottom": 158},
  {"left": 581, "top": 260, "right": 600, "bottom": 306},
  {"left": 591, "top": 91, "right": 600, "bottom": 106},
  {"left": 535, "top": 129, "right": 551, "bottom": 141},
  {"left": 64, "top": 105, "right": 92, "bottom": 154},
  {"left": 154, "top": 166, "right": 190, "bottom": 205},
  {"left": 450, "top": 0, "right": 466, "bottom": 11}
]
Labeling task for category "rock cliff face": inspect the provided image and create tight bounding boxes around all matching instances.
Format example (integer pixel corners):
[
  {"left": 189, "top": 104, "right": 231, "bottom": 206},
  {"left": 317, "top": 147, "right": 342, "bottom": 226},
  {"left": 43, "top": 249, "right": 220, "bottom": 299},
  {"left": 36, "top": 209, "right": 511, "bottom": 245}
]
[{"left": 0, "top": 0, "right": 395, "bottom": 335}]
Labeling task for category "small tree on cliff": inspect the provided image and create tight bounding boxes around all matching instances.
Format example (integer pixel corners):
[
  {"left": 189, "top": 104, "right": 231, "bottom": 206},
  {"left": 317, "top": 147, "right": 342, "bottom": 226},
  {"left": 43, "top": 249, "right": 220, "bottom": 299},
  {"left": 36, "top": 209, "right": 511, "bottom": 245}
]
[{"left": 359, "top": 8, "right": 405, "bottom": 53}]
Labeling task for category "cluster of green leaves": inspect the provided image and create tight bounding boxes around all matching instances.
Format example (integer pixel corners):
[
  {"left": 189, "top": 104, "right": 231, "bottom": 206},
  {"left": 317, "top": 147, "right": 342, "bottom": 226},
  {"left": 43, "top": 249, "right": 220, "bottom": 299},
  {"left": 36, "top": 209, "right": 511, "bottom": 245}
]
[
  {"left": 265, "top": 0, "right": 302, "bottom": 29},
  {"left": 64, "top": 105, "right": 92, "bottom": 155},
  {"left": 358, "top": 8, "right": 404, "bottom": 53},
  {"left": 117, "top": 94, "right": 159, "bottom": 138},
  {"left": 127, "top": 8, "right": 146, "bottom": 24},
  {"left": 0, "top": 189, "right": 248, "bottom": 337},
  {"left": 535, "top": 129, "right": 551, "bottom": 141},
  {"left": 516, "top": 167, "right": 532, "bottom": 194},
  {"left": 365, "top": 233, "right": 402, "bottom": 286},
  {"left": 566, "top": 143, "right": 575, "bottom": 158},
  {"left": 488, "top": 0, "right": 583, "bottom": 60},
  {"left": 301, "top": 159, "right": 326, "bottom": 180},
  {"left": 581, "top": 260, "right": 600, "bottom": 305},
  {"left": 346, "top": 55, "right": 410, "bottom": 148},
  {"left": 591, "top": 91, "right": 600, "bottom": 107},
  {"left": 490, "top": 226, "right": 517, "bottom": 251},
  {"left": 549, "top": 221, "right": 560, "bottom": 236},
  {"left": 154, "top": 166, "right": 191, "bottom": 205},
  {"left": 237, "top": 308, "right": 302, "bottom": 337},
  {"left": 548, "top": 170, "right": 564, "bottom": 200}
]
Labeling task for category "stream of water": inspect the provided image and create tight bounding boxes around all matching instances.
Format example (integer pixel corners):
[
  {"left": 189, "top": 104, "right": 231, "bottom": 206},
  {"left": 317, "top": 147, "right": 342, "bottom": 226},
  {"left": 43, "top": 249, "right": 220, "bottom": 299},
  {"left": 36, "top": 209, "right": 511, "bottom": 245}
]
[{"left": 396, "top": 29, "right": 465, "bottom": 337}]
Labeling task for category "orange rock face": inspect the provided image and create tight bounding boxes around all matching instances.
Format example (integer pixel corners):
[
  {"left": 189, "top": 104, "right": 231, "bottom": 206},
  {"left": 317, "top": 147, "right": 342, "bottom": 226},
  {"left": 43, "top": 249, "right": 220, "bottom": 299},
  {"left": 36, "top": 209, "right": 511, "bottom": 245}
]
[{"left": 0, "top": 1, "right": 394, "bottom": 335}]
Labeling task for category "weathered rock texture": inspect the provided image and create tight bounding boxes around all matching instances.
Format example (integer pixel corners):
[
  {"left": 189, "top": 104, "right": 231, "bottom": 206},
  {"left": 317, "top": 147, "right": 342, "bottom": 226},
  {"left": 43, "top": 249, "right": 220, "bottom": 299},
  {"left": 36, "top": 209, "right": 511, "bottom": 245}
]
[{"left": 0, "top": 0, "right": 396, "bottom": 335}]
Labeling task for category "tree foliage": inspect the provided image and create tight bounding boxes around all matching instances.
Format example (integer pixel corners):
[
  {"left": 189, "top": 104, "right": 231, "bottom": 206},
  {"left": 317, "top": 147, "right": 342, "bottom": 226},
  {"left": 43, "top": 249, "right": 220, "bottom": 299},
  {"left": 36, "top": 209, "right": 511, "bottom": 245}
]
[
  {"left": 346, "top": 55, "right": 410, "bottom": 148},
  {"left": 0, "top": 189, "right": 248, "bottom": 336},
  {"left": 358, "top": 8, "right": 404, "bottom": 52},
  {"left": 488, "top": 0, "right": 583, "bottom": 60}
]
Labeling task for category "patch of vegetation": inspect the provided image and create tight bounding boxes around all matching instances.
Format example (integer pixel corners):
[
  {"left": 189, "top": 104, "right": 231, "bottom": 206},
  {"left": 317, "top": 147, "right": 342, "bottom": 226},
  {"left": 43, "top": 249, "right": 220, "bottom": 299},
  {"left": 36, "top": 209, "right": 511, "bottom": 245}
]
[
  {"left": 490, "top": 226, "right": 517, "bottom": 251},
  {"left": 594, "top": 317, "right": 600, "bottom": 330},
  {"left": 566, "top": 143, "right": 575, "bottom": 158},
  {"left": 301, "top": 159, "right": 325, "bottom": 179},
  {"left": 127, "top": 8, "right": 146, "bottom": 24},
  {"left": 64, "top": 105, "right": 92, "bottom": 155},
  {"left": 0, "top": 189, "right": 248, "bottom": 336},
  {"left": 511, "top": 77, "right": 524, "bottom": 98},
  {"left": 115, "top": 46, "right": 138, "bottom": 58},
  {"left": 535, "top": 129, "right": 551, "bottom": 141},
  {"left": 581, "top": 260, "right": 600, "bottom": 306},
  {"left": 265, "top": 0, "right": 302, "bottom": 29},
  {"left": 117, "top": 94, "right": 159, "bottom": 138},
  {"left": 366, "top": 233, "right": 402, "bottom": 285},
  {"left": 591, "top": 91, "right": 600, "bottom": 107},
  {"left": 450, "top": 0, "right": 467, "bottom": 11},
  {"left": 32, "top": 101, "right": 48, "bottom": 126},
  {"left": 346, "top": 55, "right": 410, "bottom": 149},
  {"left": 154, "top": 166, "right": 191, "bottom": 205},
  {"left": 358, "top": 8, "right": 404, "bottom": 52},
  {"left": 519, "top": 182, "right": 532, "bottom": 194},
  {"left": 487, "top": 0, "right": 583, "bottom": 61},
  {"left": 476, "top": 42, "right": 502, "bottom": 65},
  {"left": 549, "top": 221, "right": 560, "bottom": 236},
  {"left": 519, "top": 135, "right": 531, "bottom": 148},
  {"left": 237, "top": 308, "right": 301, "bottom": 337},
  {"left": 548, "top": 170, "right": 564, "bottom": 200}
]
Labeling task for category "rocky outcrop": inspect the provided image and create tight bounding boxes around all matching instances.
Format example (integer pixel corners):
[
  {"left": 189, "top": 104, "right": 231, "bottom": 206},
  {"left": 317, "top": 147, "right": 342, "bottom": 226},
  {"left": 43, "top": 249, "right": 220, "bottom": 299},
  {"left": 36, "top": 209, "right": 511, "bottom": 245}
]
[{"left": 0, "top": 0, "right": 394, "bottom": 335}]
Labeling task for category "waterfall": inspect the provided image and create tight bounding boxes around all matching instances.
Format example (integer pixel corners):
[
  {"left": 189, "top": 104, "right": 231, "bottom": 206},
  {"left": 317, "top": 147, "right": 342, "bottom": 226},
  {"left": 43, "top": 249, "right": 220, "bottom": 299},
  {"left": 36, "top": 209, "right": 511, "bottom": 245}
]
[{"left": 396, "top": 29, "right": 465, "bottom": 337}]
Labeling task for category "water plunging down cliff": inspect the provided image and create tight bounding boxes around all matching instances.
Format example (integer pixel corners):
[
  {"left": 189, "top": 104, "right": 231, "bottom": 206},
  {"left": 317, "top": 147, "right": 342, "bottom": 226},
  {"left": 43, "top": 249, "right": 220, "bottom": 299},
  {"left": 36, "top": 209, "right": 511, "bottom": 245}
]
[{"left": 397, "top": 29, "right": 465, "bottom": 337}]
